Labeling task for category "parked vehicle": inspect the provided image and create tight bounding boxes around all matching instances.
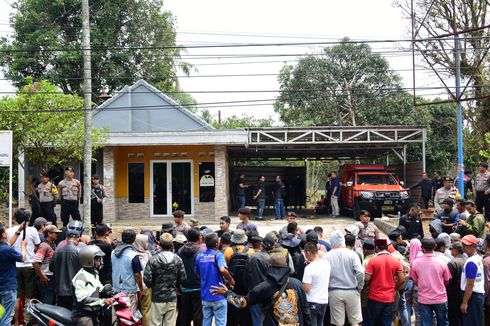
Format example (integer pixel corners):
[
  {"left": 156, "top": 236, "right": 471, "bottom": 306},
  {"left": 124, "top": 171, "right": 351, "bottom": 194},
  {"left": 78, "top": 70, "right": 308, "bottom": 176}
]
[{"left": 339, "top": 164, "right": 410, "bottom": 219}]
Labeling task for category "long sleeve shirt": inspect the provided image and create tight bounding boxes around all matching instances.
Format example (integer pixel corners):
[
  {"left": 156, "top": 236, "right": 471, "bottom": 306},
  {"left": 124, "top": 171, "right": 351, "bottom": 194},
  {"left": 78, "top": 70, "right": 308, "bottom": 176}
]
[{"left": 72, "top": 268, "right": 105, "bottom": 308}]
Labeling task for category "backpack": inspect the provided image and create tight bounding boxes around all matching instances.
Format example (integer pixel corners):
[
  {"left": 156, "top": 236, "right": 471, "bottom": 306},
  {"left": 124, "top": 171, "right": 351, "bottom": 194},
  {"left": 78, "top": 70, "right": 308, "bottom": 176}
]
[
  {"left": 228, "top": 245, "right": 249, "bottom": 294},
  {"left": 271, "top": 279, "right": 300, "bottom": 326}
]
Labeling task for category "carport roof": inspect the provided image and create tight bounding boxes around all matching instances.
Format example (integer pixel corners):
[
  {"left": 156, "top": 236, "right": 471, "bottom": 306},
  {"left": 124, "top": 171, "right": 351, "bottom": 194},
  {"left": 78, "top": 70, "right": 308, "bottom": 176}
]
[{"left": 229, "top": 125, "right": 426, "bottom": 161}]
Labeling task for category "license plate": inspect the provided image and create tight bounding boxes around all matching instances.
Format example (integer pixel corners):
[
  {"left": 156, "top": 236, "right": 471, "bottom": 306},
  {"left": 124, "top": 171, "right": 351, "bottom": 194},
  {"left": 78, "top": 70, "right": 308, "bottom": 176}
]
[
  {"left": 382, "top": 205, "right": 394, "bottom": 211},
  {"left": 384, "top": 200, "right": 393, "bottom": 205}
]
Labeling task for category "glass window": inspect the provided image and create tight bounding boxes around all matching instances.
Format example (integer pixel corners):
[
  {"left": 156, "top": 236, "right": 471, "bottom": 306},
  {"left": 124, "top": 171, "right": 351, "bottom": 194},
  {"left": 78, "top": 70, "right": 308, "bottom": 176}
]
[
  {"left": 357, "top": 174, "right": 398, "bottom": 185},
  {"left": 128, "top": 163, "right": 144, "bottom": 203},
  {"left": 199, "top": 162, "right": 215, "bottom": 202}
]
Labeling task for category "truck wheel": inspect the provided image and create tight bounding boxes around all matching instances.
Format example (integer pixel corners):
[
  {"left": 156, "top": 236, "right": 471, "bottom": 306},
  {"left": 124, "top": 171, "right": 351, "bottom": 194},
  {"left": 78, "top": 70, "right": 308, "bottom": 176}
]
[{"left": 353, "top": 200, "right": 361, "bottom": 220}]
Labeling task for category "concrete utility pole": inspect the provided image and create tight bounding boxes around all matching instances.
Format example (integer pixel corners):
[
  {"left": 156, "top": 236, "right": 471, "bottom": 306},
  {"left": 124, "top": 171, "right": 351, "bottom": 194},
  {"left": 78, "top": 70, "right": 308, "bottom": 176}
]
[{"left": 81, "top": 0, "right": 92, "bottom": 230}]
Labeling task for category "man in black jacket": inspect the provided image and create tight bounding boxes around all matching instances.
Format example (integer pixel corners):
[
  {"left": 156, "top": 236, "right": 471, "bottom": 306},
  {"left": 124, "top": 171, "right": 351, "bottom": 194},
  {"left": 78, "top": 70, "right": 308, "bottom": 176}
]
[
  {"left": 212, "top": 253, "right": 311, "bottom": 326},
  {"left": 399, "top": 207, "right": 424, "bottom": 240}
]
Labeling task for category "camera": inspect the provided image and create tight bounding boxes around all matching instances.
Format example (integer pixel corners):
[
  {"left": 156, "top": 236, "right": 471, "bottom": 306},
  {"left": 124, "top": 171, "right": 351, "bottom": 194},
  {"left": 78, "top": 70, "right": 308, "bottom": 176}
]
[{"left": 14, "top": 208, "right": 31, "bottom": 224}]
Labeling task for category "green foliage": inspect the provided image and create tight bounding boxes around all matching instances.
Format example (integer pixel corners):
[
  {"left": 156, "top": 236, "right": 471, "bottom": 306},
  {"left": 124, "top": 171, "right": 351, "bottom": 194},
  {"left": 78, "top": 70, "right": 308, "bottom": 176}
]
[
  {"left": 0, "top": 80, "right": 106, "bottom": 171},
  {"left": 481, "top": 133, "right": 490, "bottom": 160},
  {"left": 275, "top": 38, "right": 413, "bottom": 126},
  {"left": 199, "top": 109, "right": 274, "bottom": 129},
  {"left": 0, "top": 0, "right": 191, "bottom": 104}
]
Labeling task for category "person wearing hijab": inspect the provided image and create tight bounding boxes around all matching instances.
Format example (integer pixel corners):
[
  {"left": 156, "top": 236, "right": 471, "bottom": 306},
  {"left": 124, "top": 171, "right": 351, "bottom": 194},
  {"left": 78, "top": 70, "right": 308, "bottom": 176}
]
[
  {"left": 407, "top": 238, "right": 423, "bottom": 326},
  {"left": 133, "top": 234, "right": 152, "bottom": 326}
]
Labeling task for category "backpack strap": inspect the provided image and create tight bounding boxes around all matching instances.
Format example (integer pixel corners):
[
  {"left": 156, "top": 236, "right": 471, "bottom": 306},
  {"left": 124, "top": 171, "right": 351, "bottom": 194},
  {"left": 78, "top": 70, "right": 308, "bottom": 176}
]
[{"left": 265, "top": 278, "right": 289, "bottom": 324}]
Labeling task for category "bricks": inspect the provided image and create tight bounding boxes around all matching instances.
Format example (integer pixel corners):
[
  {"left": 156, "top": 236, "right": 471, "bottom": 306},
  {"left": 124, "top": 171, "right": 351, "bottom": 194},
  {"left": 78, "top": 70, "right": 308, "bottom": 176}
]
[
  {"left": 214, "top": 145, "right": 229, "bottom": 220},
  {"left": 103, "top": 147, "right": 117, "bottom": 222}
]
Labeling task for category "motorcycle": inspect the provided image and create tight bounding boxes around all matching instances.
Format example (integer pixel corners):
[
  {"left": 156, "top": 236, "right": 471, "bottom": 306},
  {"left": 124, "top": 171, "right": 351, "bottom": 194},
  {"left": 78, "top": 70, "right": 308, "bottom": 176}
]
[{"left": 112, "top": 292, "right": 143, "bottom": 326}]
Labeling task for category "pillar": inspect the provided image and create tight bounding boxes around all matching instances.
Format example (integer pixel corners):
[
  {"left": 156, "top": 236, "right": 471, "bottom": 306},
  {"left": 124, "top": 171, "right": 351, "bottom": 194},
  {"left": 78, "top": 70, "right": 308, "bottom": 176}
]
[
  {"left": 103, "top": 147, "right": 117, "bottom": 222},
  {"left": 214, "top": 145, "right": 229, "bottom": 220}
]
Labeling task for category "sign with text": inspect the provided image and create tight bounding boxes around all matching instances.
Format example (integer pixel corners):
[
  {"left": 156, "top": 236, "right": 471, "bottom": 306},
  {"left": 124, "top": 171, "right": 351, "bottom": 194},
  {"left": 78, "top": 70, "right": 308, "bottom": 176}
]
[{"left": 0, "top": 131, "right": 12, "bottom": 166}]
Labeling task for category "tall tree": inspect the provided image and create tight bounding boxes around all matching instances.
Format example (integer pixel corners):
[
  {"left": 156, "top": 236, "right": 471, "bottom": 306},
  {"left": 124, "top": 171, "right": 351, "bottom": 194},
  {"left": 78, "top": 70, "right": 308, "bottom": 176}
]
[
  {"left": 274, "top": 38, "right": 413, "bottom": 126},
  {"left": 0, "top": 0, "right": 192, "bottom": 104},
  {"left": 395, "top": 0, "right": 490, "bottom": 141},
  {"left": 0, "top": 79, "right": 106, "bottom": 172}
]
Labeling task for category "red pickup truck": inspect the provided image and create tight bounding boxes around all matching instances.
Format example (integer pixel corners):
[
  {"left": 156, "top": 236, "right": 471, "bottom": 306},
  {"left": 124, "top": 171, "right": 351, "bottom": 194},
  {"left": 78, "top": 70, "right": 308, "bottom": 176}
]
[{"left": 339, "top": 164, "right": 410, "bottom": 220}]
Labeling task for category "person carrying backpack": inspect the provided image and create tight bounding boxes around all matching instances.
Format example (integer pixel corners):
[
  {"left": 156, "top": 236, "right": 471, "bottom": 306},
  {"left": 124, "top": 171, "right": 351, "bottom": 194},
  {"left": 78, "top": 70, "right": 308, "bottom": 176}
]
[
  {"left": 211, "top": 253, "right": 312, "bottom": 326},
  {"left": 223, "top": 229, "right": 254, "bottom": 325}
]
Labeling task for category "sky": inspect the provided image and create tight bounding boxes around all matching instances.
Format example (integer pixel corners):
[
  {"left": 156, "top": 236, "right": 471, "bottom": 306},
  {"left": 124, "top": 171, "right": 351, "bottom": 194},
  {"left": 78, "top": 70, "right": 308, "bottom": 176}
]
[{"left": 0, "top": 0, "right": 443, "bottom": 121}]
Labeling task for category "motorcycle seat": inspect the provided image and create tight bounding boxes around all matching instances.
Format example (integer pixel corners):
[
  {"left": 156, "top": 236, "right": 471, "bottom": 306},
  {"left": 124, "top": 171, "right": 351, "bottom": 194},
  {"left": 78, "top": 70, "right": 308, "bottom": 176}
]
[{"left": 36, "top": 303, "right": 76, "bottom": 324}]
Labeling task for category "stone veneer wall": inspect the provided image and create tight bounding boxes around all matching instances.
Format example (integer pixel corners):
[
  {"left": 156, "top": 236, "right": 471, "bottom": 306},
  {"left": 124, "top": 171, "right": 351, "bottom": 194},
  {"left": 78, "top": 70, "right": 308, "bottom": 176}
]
[
  {"left": 103, "top": 147, "right": 117, "bottom": 222},
  {"left": 214, "top": 145, "right": 229, "bottom": 220},
  {"left": 116, "top": 197, "right": 150, "bottom": 220},
  {"left": 194, "top": 198, "right": 215, "bottom": 220}
]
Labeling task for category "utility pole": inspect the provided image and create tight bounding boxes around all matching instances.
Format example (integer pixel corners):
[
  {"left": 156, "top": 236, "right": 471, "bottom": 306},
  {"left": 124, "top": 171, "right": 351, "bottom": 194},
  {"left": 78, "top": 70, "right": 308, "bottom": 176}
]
[
  {"left": 452, "top": 0, "right": 465, "bottom": 197},
  {"left": 81, "top": 0, "right": 92, "bottom": 230}
]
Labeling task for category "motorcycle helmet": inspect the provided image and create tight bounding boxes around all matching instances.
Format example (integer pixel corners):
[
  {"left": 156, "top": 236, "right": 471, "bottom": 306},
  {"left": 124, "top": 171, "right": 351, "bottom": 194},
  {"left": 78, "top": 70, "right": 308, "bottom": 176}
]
[
  {"left": 79, "top": 245, "right": 105, "bottom": 268},
  {"left": 67, "top": 220, "right": 84, "bottom": 233}
]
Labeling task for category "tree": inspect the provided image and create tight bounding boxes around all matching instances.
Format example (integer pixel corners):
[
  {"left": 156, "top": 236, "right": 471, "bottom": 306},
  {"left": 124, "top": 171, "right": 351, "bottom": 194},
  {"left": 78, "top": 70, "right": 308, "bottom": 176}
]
[
  {"left": 395, "top": 0, "right": 490, "bottom": 140},
  {"left": 0, "top": 0, "right": 193, "bottom": 105},
  {"left": 199, "top": 109, "right": 274, "bottom": 128},
  {"left": 0, "top": 80, "right": 106, "bottom": 172},
  {"left": 274, "top": 38, "right": 413, "bottom": 126}
]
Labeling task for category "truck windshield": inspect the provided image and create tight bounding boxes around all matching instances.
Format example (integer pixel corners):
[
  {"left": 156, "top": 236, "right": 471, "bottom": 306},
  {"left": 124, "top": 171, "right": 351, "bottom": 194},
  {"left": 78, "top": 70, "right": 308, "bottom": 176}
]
[{"left": 357, "top": 174, "right": 398, "bottom": 185}]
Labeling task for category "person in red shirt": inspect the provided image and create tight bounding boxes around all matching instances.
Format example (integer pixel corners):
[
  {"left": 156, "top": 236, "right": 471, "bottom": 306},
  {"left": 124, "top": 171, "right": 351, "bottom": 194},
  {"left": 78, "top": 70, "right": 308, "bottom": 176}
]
[{"left": 364, "top": 239, "right": 405, "bottom": 326}]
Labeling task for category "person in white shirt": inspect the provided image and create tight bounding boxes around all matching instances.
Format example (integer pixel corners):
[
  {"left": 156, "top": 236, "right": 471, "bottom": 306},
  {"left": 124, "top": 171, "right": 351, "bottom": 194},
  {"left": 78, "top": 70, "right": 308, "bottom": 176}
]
[
  {"left": 460, "top": 234, "right": 485, "bottom": 326},
  {"left": 303, "top": 242, "right": 331, "bottom": 326}
]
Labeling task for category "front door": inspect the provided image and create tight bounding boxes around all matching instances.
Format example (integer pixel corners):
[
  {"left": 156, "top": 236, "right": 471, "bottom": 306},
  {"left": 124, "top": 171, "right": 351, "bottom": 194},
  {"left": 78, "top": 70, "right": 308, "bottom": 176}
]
[{"left": 150, "top": 160, "right": 193, "bottom": 217}]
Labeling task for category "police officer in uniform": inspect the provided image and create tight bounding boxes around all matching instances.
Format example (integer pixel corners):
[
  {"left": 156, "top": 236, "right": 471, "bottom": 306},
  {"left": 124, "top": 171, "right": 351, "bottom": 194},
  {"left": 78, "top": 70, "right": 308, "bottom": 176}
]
[
  {"left": 36, "top": 172, "right": 58, "bottom": 225},
  {"left": 58, "top": 166, "right": 82, "bottom": 226},
  {"left": 90, "top": 174, "right": 107, "bottom": 227}
]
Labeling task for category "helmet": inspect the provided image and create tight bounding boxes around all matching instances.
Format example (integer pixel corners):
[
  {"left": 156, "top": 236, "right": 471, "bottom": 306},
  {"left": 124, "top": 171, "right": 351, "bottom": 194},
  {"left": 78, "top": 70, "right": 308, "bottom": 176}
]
[
  {"left": 67, "top": 220, "right": 84, "bottom": 233},
  {"left": 79, "top": 245, "right": 105, "bottom": 268}
]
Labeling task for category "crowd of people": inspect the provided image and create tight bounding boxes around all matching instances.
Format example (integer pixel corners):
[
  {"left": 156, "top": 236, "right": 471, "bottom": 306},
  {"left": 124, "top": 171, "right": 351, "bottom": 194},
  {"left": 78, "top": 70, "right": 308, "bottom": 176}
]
[{"left": 1, "top": 200, "right": 490, "bottom": 326}]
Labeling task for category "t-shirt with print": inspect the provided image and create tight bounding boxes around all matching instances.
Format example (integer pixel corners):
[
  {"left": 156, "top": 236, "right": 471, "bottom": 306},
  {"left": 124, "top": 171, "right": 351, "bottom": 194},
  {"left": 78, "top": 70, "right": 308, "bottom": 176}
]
[
  {"left": 7, "top": 226, "right": 41, "bottom": 267},
  {"left": 195, "top": 249, "right": 227, "bottom": 301},
  {"left": 32, "top": 240, "right": 56, "bottom": 276},
  {"left": 302, "top": 258, "right": 331, "bottom": 304},
  {"left": 461, "top": 253, "right": 484, "bottom": 293},
  {"left": 365, "top": 252, "right": 403, "bottom": 303}
]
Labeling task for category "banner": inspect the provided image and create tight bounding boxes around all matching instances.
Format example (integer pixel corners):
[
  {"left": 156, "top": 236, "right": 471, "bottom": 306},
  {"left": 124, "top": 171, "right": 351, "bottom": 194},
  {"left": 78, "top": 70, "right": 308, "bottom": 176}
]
[{"left": 0, "top": 131, "right": 12, "bottom": 167}]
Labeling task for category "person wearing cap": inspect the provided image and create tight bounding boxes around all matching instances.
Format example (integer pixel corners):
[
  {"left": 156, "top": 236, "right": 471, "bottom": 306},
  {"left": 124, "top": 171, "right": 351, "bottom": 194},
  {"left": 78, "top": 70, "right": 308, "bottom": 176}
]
[
  {"left": 32, "top": 224, "right": 61, "bottom": 305},
  {"left": 172, "top": 210, "right": 190, "bottom": 237},
  {"left": 176, "top": 228, "right": 205, "bottom": 326},
  {"left": 0, "top": 221, "right": 27, "bottom": 326},
  {"left": 434, "top": 176, "right": 459, "bottom": 214},
  {"left": 211, "top": 253, "right": 312, "bottom": 326},
  {"left": 173, "top": 233, "right": 187, "bottom": 252},
  {"left": 325, "top": 231, "right": 365, "bottom": 326},
  {"left": 475, "top": 162, "right": 490, "bottom": 219},
  {"left": 246, "top": 234, "right": 276, "bottom": 325},
  {"left": 90, "top": 174, "right": 107, "bottom": 228},
  {"left": 223, "top": 229, "right": 254, "bottom": 269},
  {"left": 51, "top": 228, "right": 81, "bottom": 309},
  {"left": 447, "top": 241, "right": 466, "bottom": 326},
  {"left": 57, "top": 166, "right": 82, "bottom": 227},
  {"left": 460, "top": 234, "right": 485, "bottom": 325},
  {"left": 364, "top": 239, "right": 405, "bottom": 326},
  {"left": 195, "top": 233, "right": 235, "bottom": 326},
  {"left": 144, "top": 233, "right": 186, "bottom": 326},
  {"left": 36, "top": 172, "right": 57, "bottom": 225},
  {"left": 436, "top": 198, "right": 459, "bottom": 234},
  {"left": 279, "top": 212, "right": 304, "bottom": 237},
  {"left": 305, "top": 230, "right": 327, "bottom": 253},
  {"left": 34, "top": 216, "right": 49, "bottom": 242},
  {"left": 6, "top": 208, "right": 41, "bottom": 322},
  {"left": 302, "top": 242, "right": 331, "bottom": 326},
  {"left": 459, "top": 200, "right": 486, "bottom": 238},
  {"left": 236, "top": 207, "right": 257, "bottom": 235},
  {"left": 410, "top": 172, "right": 434, "bottom": 209},
  {"left": 411, "top": 237, "right": 452, "bottom": 326},
  {"left": 482, "top": 235, "right": 490, "bottom": 324},
  {"left": 434, "top": 238, "right": 451, "bottom": 264},
  {"left": 359, "top": 210, "right": 380, "bottom": 242},
  {"left": 399, "top": 206, "right": 424, "bottom": 240}
]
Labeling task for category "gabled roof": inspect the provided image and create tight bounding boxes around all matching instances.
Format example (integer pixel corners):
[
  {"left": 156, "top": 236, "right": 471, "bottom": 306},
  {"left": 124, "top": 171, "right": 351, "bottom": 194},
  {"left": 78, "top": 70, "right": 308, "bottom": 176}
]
[{"left": 93, "top": 79, "right": 212, "bottom": 132}]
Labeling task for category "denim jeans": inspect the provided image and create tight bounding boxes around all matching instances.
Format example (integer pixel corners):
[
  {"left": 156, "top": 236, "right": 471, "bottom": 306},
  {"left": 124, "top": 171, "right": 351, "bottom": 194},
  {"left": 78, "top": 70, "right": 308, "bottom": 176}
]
[
  {"left": 400, "top": 278, "right": 413, "bottom": 326},
  {"left": 419, "top": 302, "right": 448, "bottom": 326},
  {"left": 202, "top": 299, "right": 227, "bottom": 326},
  {"left": 365, "top": 299, "right": 393, "bottom": 326},
  {"left": 274, "top": 198, "right": 285, "bottom": 219},
  {"left": 257, "top": 198, "right": 265, "bottom": 219},
  {"left": 236, "top": 196, "right": 246, "bottom": 209},
  {"left": 37, "top": 276, "right": 55, "bottom": 305},
  {"left": 250, "top": 304, "right": 262, "bottom": 325},
  {"left": 462, "top": 292, "right": 484, "bottom": 326},
  {"left": 309, "top": 302, "right": 328, "bottom": 326},
  {"left": 0, "top": 289, "right": 17, "bottom": 325}
]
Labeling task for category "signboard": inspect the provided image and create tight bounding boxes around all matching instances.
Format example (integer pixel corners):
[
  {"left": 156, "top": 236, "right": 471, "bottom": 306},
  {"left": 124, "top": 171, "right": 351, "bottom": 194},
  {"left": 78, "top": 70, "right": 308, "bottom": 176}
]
[
  {"left": 0, "top": 131, "right": 13, "bottom": 227},
  {"left": 0, "top": 131, "right": 12, "bottom": 166}
]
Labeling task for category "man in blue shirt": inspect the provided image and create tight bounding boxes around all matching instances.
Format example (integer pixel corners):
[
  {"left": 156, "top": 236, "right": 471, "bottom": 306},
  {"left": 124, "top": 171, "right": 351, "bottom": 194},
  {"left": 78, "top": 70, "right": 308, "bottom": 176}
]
[
  {"left": 410, "top": 172, "right": 434, "bottom": 209},
  {"left": 195, "top": 233, "right": 235, "bottom": 326},
  {"left": 0, "top": 223, "right": 26, "bottom": 325},
  {"left": 329, "top": 172, "right": 341, "bottom": 217}
]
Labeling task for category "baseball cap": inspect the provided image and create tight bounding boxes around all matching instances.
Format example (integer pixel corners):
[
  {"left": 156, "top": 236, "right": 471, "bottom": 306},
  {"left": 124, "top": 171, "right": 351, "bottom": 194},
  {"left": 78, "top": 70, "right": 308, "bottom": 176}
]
[
  {"left": 305, "top": 231, "right": 319, "bottom": 243},
  {"left": 461, "top": 234, "right": 479, "bottom": 246},
  {"left": 450, "top": 233, "right": 461, "bottom": 242},
  {"left": 44, "top": 225, "right": 62, "bottom": 233},
  {"left": 34, "top": 217, "right": 49, "bottom": 227},
  {"left": 173, "top": 234, "right": 187, "bottom": 245},
  {"left": 345, "top": 225, "right": 360, "bottom": 237},
  {"left": 262, "top": 234, "right": 276, "bottom": 250},
  {"left": 443, "top": 176, "right": 453, "bottom": 182},
  {"left": 363, "top": 239, "right": 375, "bottom": 250}
]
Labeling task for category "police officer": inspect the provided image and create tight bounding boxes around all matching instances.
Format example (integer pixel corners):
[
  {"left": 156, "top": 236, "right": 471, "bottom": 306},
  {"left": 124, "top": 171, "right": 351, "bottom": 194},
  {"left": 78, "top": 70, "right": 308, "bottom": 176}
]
[
  {"left": 58, "top": 166, "right": 81, "bottom": 227},
  {"left": 90, "top": 174, "right": 107, "bottom": 227},
  {"left": 36, "top": 172, "right": 58, "bottom": 225}
]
